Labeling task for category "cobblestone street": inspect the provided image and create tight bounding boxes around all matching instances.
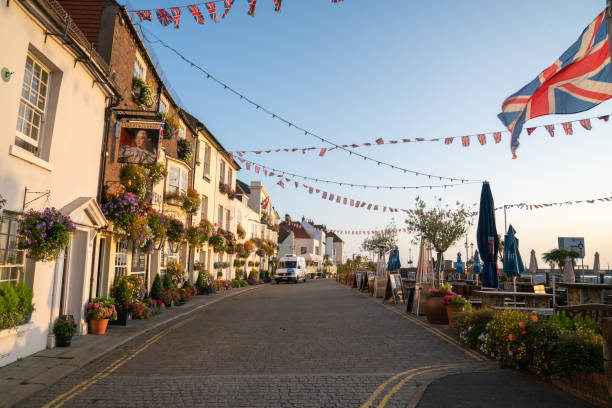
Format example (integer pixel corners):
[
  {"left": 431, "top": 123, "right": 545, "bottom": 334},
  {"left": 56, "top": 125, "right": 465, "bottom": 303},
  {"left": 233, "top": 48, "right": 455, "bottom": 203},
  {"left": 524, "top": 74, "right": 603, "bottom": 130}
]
[{"left": 18, "top": 281, "right": 591, "bottom": 407}]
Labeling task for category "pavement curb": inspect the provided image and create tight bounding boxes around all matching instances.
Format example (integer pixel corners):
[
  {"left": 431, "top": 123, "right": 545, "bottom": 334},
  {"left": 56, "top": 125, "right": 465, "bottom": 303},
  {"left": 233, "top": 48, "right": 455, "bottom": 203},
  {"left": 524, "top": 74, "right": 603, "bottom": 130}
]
[{"left": 7, "top": 286, "right": 260, "bottom": 408}]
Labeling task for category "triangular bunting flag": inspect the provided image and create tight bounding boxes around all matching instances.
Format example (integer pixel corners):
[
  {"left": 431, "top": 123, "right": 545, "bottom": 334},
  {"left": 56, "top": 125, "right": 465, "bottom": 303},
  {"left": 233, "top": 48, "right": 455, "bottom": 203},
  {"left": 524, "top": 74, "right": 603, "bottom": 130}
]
[
  {"left": 477, "top": 134, "right": 486, "bottom": 145},
  {"left": 527, "top": 127, "right": 536, "bottom": 135},
  {"left": 598, "top": 115, "right": 609, "bottom": 122},
  {"left": 562, "top": 122, "right": 573, "bottom": 135},
  {"left": 461, "top": 136, "right": 470, "bottom": 147},
  {"left": 493, "top": 132, "right": 502, "bottom": 144},
  {"left": 444, "top": 137, "right": 453, "bottom": 145},
  {"left": 579, "top": 119, "right": 592, "bottom": 130},
  {"left": 247, "top": 0, "right": 257, "bottom": 16},
  {"left": 187, "top": 5, "right": 205, "bottom": 23},
  {"left": 274, "top": 0, "right": 282, "bottom": 12},
  {"left": 170, "top": 7, "right": 181, "bottom": 28},
  {"left": 135, "top": 10, "right": 153, "bottom": 22},
  {"left": 545, "top": 125, "right": 555, "bottom": 137},
  {"left": 205, "top": 3, "right": 219, "bottom": 22},
  {"left": 156, "top": 9, "right": 172, "bottom": 26},
  {"left": 222, "top": 0, "right": 234, "bottom": 19}
]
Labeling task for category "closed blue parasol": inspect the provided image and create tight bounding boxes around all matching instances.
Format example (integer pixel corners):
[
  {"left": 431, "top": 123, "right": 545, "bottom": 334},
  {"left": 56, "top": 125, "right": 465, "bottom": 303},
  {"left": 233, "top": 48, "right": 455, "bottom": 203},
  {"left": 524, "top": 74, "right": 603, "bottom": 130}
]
[
  {"left": 477, "top": 182, "right": 499, "bottom": 288},
  {"left": 473, "top": 250, "right": 482, "bottom": 274},
  {"left": 455, "top": 253, "right": 464, "bottom": 274},
  {"left": 387, "top": 248, "right": 401, "bottom": 271},
  {"left": 503, "top": 225, "right": 524, "bottom": 278}
]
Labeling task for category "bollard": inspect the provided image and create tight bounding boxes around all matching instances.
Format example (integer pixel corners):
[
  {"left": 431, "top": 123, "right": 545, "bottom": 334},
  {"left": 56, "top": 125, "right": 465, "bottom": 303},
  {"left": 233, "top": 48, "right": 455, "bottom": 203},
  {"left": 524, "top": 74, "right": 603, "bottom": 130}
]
[{"left": 602, "top": 317, "right": 612, "bottom": 403}]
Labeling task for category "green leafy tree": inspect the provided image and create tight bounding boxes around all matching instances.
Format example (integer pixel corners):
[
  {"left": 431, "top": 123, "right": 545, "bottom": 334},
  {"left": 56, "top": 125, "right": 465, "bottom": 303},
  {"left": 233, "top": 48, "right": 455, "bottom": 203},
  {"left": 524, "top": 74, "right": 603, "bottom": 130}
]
[
  {"left": 405, "top": 197, "right": 474, "bottom": 287},
  {"left": 542, "top": 248, "right": 580, "bottom": 272},
  {"left": 360, "top": 221, "right": 398, "bottom": 256}
]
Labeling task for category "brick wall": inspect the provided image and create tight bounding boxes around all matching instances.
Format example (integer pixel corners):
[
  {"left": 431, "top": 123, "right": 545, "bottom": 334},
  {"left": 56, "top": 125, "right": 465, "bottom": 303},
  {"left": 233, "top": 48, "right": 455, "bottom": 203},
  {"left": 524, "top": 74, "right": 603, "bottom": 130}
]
[{"left": 102, "top": 11, "right": 195, "bottom": 200}]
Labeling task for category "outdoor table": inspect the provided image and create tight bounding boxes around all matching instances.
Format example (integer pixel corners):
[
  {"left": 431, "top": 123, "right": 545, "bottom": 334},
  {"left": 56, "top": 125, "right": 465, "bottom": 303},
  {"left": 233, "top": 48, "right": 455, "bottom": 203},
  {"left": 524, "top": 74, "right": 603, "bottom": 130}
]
[
  {"left": 474, "top": 290, "right": 553, "bottom": 308},
  {"left": 559, "top": 283, "right": 612, "bottom": 305}
]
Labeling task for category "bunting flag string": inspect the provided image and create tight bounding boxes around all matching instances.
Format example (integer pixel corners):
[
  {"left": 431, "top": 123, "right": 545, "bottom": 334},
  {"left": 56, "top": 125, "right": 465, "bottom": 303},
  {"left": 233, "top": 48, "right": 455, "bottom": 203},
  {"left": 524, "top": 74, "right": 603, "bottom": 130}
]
[
  {"left": 236, "top": 157, "right": 481, "bottom": 189},
  {"left": 227, "top": 113, "right": 609, "bottom": 157},
  {"left": 137, "top": 26, "right": 481, "bottom": 182},
  {"left": 132, "top": 0, "right": 304, "bottom": 25},
  {"left": 329, "top": 227, "right": 413, "bottom": 236},
  {"left": 495, "top": 195, "right": 612, "bottom": 212}
]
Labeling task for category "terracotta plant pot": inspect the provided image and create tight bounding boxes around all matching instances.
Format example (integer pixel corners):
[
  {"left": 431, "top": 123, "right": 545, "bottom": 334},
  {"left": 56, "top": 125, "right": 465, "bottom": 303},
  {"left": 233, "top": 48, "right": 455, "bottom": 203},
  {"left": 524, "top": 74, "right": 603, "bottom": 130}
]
[
  {"left": 424, "top": 297, "right": 449, "bottom": 324},
  {"left": 89, "top": 318, "right": 109, "bottom": 335},
  {"left": 446, "top": 305, "right": 464, "bottom": 329}
]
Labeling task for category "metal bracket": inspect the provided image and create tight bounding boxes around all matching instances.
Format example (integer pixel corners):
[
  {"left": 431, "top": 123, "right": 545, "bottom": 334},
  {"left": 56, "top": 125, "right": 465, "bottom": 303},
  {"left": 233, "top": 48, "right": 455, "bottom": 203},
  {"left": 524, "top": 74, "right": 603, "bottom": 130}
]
[
  {"left": 92, "top": 79, "right": 103, "bottom": 88},
  {"left": 22, "top": 188, "right": 51, "bottom": 212},
  {"left": 73, "top": 57, "right": 88, "bottom": 68},
  {"left": 44, "top": 14, "right": 71, "bottom": 44}
]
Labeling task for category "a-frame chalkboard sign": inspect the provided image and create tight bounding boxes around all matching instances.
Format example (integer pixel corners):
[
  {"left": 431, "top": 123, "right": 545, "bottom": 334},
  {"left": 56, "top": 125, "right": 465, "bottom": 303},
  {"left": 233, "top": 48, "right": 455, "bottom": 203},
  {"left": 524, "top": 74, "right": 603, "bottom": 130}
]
[{"left": 382, "top": 273, "right": 404, "bottom": 304}]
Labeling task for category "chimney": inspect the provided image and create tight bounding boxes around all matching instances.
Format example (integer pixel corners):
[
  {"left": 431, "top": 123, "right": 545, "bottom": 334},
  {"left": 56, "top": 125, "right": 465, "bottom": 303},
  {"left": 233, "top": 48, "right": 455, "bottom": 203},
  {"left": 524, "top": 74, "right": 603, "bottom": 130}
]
[{"left": 285, "top": 214, "right": 291, "bottom": 222}]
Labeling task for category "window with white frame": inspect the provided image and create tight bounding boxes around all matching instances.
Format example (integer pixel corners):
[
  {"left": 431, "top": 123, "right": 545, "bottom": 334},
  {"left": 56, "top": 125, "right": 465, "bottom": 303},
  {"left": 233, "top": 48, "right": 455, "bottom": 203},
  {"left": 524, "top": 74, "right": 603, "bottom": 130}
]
[
  {"left": 0, "top": 215, "right": 25, "bottom": 284},
  {"left": 168, "top": 165, "right": 187, "bottom": 195},
  {"left": 158, "top": 96, "right": 168, "bottom": 114},
  {"left": 200, "top": 194, "right": 208, "bottom": 221},
  {"left": 160, "top": 241, "right": 179, "bottom": 276},
  {"left": 225, "top": 209, "right": 230, "bottom": 231},
  {"left": 133, "top": 52, "right": 146, "bottom": 80},
  {"left": 130, "top": 246, "right": 146, "bottom": 282},
  {"left": 219, "top": 161, "right": 226, "bottom": 184},
  {"left": 228, "top": 169, "right": 232, "bottom": 189},
  {"left": 114, "top": 239, "right": 129, "bottom": 278},
  {"left": 218, "top": 205, "right": 223, "bottom": 226},
  {"left": 203, "top": 144, "right": 211, "bottom": 177},
  {"left": 16, "top": 55, "right": 50, "bottom": 155}
]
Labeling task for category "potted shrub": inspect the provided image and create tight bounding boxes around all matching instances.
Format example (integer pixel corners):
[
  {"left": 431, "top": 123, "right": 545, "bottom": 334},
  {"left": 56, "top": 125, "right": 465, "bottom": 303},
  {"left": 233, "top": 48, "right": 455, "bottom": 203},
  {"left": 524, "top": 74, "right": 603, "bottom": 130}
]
[
  {"left": 17, "top": 208, "right": 76, "bottom": 262},
  {"left": 195, "top": 271, "right": 210, "bottom": 295},
  {"left": 14, "top": 282, "right": 34, "bottom": 324},
  {"left": 0, "top": 283, "right": 25, "bottom": 329},
  {"left": 442, "top": 294, "right": 471, "bottom": 329},
  {"left": 54, "top": 315, "right": 77, "bottom": 347},
  {"left": 111, "top": 277, "right": 133, "bottom": 326},
  {"left": 150, "top": 274, "right": 164, "bottom": 301},
  {"left": 424, "top": 284, "right": 454, "bottom": 325},
  {"left": 86, "top": 298, "right": 117, "bottom": 335}
]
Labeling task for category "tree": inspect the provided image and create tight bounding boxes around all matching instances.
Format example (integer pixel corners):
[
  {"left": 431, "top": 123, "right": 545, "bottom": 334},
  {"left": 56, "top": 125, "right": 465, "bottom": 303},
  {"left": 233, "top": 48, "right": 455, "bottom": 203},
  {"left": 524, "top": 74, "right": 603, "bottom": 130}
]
[
  {"left": 542, "top": 248, "right": 580, "bottom": 272},
  {"left": 360, "top": 221, "right": 398, "bottom": 256},
  {"left": 405, "top": 197, "right": 473, "bottom": 287}
]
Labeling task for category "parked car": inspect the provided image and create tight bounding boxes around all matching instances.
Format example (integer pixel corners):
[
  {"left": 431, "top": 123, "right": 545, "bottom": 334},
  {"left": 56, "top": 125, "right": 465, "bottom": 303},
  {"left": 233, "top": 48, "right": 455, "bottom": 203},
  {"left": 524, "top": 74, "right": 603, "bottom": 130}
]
[{"left": 274, "top": 255, "right": 307, "bottom": 284}]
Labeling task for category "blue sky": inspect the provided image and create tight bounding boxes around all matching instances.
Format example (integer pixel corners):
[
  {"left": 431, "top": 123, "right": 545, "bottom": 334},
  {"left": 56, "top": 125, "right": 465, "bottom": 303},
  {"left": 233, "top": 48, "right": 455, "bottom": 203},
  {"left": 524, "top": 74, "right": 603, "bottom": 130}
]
[{"left": 124, "top": 0, "right": 611, "bottom": 269}]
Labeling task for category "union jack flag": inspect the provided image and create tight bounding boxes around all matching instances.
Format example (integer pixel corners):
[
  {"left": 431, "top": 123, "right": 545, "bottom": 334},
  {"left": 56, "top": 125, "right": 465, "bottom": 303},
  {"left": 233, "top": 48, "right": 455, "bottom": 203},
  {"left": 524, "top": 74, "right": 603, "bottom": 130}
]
[
  {"left": 562, "top": 122, "right": 573, "bottom": 135},
  {"left": 261, "top": 197, "right": 270, "bottom": 208},
  {"left": 493, "top": 132, "right": 502, "bottom": 144},
  {"left": 498, "top": 11, "right": 612, "bottom": 158},
  {"left": 598, "top": 114, "right": 610, "bottom": 121},
  {"left": 274, "top": 0, "right": 282, "bottom": 12},
  {"left": 206, "top": 2, "right": 219, "bottom": 22},
  {"left": 187, "top": 5, "right": 205, "bottom": 24},
  {"left": 157, "top": 123, "right": 164, "bottom": 159},
  {"left": 135, "top": 10, "right": 152, "bottom": 22},
  {"left": 331, "top": 0, "right": 343, "bottom": 3},
  {"left": 477, "top": 134, "right": 486, "bottom": 145},
  {"left": 444, "top": 137, "right": 453, "bottom": 145},
  {"left": 247, "top": 0, "right": 256, "bottom": 17},
  {"left": 156, "top": 9, "right": 172, "bottom": 26},
  {"left": 222, "top": 0, "right": 234, "bottom": 19},
  {"left": 579, "top": 119, "right": 592, "bottom": 130},
  {"left": 461, "top": 136, "right": 470, "bottom": 147},
  {"left": 170, "top": 7, "right": 181, "bottom": 28},
  {"left": 526, "top": 127, "right": 536, "bottom": 135},
  {"left": 545, "top": 125, "right": 555, "bottom": 137}
]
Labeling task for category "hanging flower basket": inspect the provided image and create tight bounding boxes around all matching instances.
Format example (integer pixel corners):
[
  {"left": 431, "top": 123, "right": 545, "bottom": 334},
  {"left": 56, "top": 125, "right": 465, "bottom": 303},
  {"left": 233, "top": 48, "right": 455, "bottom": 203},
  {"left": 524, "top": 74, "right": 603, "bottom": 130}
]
[
  {"left": 132, "top": 77, "right": 156, "bottom": 108},
  {"left": 177, "top": 139, "right": 193, "bottom": 163},
  {"left": 218, "top": 183, "right": 230, "bottom": 195},
  {"left": 209, "top": 233, "right": 227, "bottom": 253},
  {"left": 166, "top": 218, "right": 186, "bottom": 246},
  {"left": 182, "top": 188, "right": 201, "bottom": 214},
  {"left": 101, "top": 192, "right": 142, "bottom": 235},
  {"left": 17, "top": 208, "right": 76, "bottom": 262},
  {"left": 186, "top": 226, "right": 208, "bottom": 248}
]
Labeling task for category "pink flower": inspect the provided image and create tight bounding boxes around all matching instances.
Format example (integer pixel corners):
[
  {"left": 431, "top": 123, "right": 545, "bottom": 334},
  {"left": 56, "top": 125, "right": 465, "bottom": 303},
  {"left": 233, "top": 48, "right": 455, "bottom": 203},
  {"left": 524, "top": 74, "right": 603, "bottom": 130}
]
[
  {"left": 87, "top": 302, "right": 93, "bottom": 308},
  {"left": 93, "top": 302, "right": 100, "bottom": 308}
]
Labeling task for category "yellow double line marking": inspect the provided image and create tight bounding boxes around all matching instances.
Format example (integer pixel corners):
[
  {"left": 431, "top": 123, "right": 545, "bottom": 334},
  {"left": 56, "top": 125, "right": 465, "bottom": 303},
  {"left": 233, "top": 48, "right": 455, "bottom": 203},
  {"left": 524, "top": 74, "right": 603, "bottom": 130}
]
[
  {"left": 43, "top": 316, "right": 196, "bottom": 408},
  {"left": 361, "top": 364, "right": 461, "bottom": 408}
]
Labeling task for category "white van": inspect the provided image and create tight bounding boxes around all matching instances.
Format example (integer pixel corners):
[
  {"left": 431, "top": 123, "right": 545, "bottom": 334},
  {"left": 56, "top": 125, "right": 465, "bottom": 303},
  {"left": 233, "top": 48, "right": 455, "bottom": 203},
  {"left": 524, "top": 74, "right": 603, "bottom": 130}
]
[{"left": 274, "top": 255, "right": 307, "bottom": 284}]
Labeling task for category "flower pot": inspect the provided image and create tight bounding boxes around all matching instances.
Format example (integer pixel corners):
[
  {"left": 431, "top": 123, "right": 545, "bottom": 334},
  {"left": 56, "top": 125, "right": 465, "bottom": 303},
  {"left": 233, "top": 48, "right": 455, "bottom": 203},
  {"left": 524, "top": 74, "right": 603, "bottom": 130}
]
[
  {"left": 110, "top": 309, "right": 129, "bottom": 326},
  {"left": 424, "top": 297, "right": 448, "bottom": 324},
  {"left": 23, "top": 311, "right": 33, "bottom": 324},
  {"left": 55, "top": 334, "right": 72, "bottom": 347},
  {"left": 167, "top": 197, "right": 182, "bottom": 207},
  {"left": 89, "top": 319, "right": 109, "bottom": 335},
  {"left": 446, "top": 305, "right": 464, "bottom": 329}
]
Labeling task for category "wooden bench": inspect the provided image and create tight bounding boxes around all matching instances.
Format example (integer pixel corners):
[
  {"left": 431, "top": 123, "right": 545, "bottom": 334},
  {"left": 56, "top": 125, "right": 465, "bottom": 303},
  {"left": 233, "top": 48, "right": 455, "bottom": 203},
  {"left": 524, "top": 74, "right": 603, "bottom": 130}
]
[{"left": 553, "top": 304, "right": 612, "bottom": 324}]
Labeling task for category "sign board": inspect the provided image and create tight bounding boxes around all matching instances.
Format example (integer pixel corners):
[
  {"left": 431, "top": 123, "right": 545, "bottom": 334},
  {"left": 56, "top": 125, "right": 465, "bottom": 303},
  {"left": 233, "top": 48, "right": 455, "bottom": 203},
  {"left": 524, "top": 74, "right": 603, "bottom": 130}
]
[
  {"left": 354, "top": 271, "right": 362, "bottom": 289},
  {"left": 118, "top": 122, "right": 162, "bottom": 165},
  {"left": 383, "top": 273, "right": 404, "bottom": 304},
  {"left": 558, "top": 237, "right": 585, "bottom": 258}
]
